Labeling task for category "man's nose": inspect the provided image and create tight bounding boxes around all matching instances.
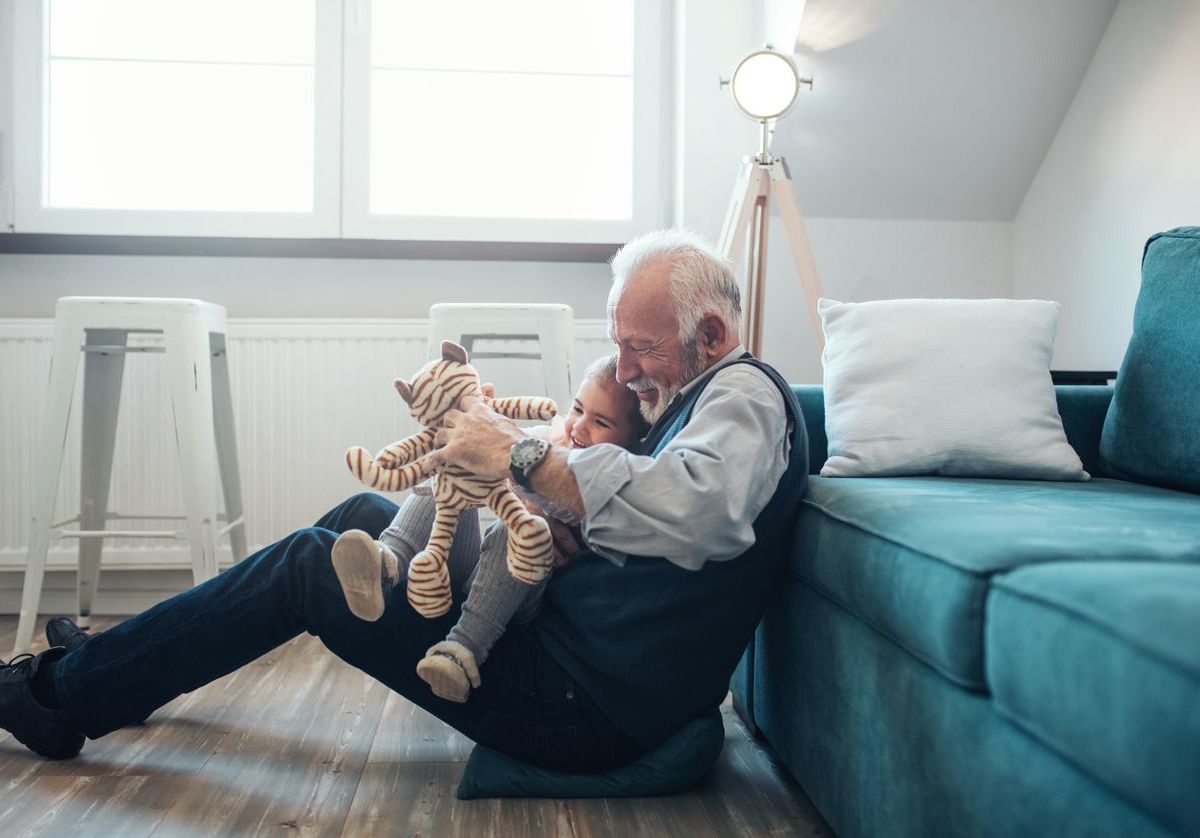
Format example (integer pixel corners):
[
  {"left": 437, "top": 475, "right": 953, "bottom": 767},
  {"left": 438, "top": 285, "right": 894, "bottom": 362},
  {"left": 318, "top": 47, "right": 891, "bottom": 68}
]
[{"left": 615, "top": 350, "right": 638, "bottom": 383}]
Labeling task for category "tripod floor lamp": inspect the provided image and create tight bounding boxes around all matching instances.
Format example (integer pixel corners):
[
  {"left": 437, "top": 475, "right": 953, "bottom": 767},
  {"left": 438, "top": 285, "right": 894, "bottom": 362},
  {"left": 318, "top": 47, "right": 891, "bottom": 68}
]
[{"left": 718, "top": 47, "right": 825, "bottom": 359}]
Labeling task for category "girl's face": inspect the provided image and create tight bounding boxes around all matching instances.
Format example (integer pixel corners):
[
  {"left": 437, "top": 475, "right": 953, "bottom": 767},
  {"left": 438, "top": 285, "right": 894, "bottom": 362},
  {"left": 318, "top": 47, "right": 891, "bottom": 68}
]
[{"left": 563, "top": 377, "right": 638, "bottom": 449}]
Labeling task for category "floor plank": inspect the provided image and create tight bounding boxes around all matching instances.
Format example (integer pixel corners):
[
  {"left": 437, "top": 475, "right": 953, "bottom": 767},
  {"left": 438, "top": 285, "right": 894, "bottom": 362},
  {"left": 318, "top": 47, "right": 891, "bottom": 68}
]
[{"left": 1, "top": 616, "right": 831, "bottom": 836}]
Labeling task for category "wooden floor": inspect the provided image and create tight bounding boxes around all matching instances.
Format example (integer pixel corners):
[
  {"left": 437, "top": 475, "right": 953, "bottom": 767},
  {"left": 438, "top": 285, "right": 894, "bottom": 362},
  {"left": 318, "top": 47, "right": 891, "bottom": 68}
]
[{"left": 0, "top": 616, "right": 831, "bottom": 837}]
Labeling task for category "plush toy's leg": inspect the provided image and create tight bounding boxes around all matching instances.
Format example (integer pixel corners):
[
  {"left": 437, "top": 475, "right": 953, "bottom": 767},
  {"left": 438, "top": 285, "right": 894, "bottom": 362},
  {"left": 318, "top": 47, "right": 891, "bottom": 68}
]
[
  {"left": 331, "top": 529, "right": 400, "bottom": 622},
  {"left": 487, "top": 485, "right": 554, "bottom": 585},
  {"left": 407, "top": 505, "right": 461, "bottom": 618}
]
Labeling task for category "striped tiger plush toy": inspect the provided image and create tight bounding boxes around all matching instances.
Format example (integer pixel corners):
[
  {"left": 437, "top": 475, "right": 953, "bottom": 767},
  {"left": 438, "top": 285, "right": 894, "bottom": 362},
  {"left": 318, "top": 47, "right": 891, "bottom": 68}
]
[{"left": 343, "top": 340, "right": 557, "bottom": 619}]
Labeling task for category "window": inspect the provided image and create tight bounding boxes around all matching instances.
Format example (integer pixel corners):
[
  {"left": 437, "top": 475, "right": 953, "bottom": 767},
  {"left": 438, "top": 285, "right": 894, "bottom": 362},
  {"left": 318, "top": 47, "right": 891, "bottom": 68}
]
[{"left": 10, "top": 0, "right": 666, "bottom": 243}]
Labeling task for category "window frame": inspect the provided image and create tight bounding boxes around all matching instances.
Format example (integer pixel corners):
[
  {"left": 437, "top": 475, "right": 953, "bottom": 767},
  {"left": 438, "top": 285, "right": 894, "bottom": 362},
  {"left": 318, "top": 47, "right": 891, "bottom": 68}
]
[
  {"left": 9, "top": 0, "right": 667, "bottom": 243},
  {"left": 340, "top": 0, "right": 666, "bottom": 244},
  {"left": 12, "top": 0, "right": 344, "bottom": 238}
]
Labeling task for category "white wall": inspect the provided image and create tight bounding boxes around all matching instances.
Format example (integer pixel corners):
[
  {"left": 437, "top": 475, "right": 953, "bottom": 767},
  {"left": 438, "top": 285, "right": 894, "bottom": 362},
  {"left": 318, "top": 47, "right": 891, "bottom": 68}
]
[
  {"left": 674, "top": 1, "right": 1015, "bottom": 384},
  {"left": 1, "top": 0, "right": 1018, "bottom": 370},
  {"left": 761, "top": 217, "right": 1013, "bottom": 383},
  {"left": 0, "top": 253, "right": 612, "bottom": 318},
  {"left": 1013, "top": 0, "right": 1200, "bottom": 370}
]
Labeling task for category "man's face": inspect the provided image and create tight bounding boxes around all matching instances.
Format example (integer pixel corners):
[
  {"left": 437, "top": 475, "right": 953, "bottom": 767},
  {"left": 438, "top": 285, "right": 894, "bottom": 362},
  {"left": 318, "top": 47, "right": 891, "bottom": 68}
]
[{"left": 607, "top": 261, "right": 706, "bottom": 424}]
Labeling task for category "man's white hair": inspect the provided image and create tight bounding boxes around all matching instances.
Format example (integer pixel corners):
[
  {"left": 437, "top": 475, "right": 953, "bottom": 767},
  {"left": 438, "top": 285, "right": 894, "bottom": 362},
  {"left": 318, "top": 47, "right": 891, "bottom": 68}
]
[{"left": 609, "top": 229, "right": 742, "bottom": 344}]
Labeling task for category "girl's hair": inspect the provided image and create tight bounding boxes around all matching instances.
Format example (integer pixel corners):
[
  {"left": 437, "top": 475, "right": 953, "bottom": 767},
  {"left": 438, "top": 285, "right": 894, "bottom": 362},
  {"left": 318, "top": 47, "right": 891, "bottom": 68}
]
[{"left": 582, "top": 353, "right": 650, "bottom": 439}]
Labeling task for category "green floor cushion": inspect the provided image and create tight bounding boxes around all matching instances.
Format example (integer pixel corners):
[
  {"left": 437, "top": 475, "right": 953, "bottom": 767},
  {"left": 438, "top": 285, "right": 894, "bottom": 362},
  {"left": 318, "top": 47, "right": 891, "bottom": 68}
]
[
  {"left": 794, "top": 476, "right": 1200, "bottom": 689},
  {"left": 987, "top": 562, "right": 1200, "bottom": 836},
  {"left": 1100, "top": 226, "right": 1200, "bottom": 493},
  {"left": 456, "top": 710, "right": 724, "bottom": 799}
]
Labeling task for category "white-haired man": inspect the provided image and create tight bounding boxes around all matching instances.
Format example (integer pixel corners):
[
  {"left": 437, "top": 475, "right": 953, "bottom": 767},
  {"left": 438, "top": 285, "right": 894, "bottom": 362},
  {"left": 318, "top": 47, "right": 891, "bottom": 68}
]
[{"left": 1, "top": 230, "right": 808, "bottom": 775}]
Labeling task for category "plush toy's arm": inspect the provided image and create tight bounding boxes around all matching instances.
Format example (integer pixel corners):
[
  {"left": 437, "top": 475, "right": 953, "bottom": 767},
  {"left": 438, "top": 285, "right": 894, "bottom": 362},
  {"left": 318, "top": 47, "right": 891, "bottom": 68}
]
[
  {"left": 346, "top": 448, "right": 437, "bottom": 493},
  {"left": 491, "top": 396, "right": 557, "bottom": 421},
  {"left": 374, "top": 427, "right": 437, "bottom": 467}
]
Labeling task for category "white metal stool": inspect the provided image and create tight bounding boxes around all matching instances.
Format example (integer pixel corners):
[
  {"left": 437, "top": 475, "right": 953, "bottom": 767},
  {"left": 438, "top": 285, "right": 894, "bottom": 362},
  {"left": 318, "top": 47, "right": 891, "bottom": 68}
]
[
  {"left": 14, "top": 297, "right": 247, "bottom": 654},
  {"left": 428, "top": 303, "right": 576, "bottom": 410}
]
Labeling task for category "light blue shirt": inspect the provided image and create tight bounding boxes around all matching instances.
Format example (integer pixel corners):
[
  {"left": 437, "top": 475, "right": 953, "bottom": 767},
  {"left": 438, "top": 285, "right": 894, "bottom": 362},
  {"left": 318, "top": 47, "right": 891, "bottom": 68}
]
[{"left": 566, "top": 346, "right": 791, "bottom": 571}]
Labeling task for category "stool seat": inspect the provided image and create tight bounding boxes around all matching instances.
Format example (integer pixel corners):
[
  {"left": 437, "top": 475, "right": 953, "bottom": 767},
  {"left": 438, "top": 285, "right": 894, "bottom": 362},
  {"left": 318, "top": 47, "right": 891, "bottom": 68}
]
[
  {"left": 429, "top": 303, "right": 575, "bottom": 410},
  {"left": 14, "top": 296, "right": 247, "bottom": 654}
]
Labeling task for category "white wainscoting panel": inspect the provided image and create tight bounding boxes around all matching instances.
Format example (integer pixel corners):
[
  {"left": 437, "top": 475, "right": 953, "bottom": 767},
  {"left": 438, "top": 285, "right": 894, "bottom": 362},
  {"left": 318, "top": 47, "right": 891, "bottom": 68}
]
[{"left": 0, "top": 318, "right": 613, "bottom": 613}]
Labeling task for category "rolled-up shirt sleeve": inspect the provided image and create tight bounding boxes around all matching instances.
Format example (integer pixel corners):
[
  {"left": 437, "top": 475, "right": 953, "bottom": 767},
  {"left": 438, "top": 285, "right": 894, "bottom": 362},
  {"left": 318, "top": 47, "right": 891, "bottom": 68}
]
[{"left": 566, "top": 365, "right": 789, "bottom": 570}]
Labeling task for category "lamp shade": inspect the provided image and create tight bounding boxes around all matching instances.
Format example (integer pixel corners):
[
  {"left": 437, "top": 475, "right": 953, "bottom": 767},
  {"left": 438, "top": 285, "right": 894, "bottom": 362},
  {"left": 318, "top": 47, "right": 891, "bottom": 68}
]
[{"left": 729, "top": 48, "right": 802, "bottom": 121}]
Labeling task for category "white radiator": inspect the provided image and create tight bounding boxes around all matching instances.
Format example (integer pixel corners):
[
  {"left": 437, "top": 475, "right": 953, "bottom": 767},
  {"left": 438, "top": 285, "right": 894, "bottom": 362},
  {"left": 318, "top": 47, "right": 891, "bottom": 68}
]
[{"left": 0, "top": 318, "right": 613, "bottom": 580}]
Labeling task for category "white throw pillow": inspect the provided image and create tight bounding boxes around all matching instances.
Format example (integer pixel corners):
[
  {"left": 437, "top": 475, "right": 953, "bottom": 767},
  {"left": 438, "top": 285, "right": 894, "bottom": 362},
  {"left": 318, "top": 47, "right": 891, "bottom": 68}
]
[{"left": 818, "top": 298, "right": 1088, "bottom": 480}]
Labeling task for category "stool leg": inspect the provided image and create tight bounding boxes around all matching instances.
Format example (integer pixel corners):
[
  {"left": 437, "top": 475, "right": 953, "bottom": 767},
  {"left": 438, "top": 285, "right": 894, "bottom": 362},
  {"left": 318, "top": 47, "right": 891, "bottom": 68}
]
[
  {"left": 537, "top": 320, "right": 575, "bottom": 411},
  {"left": 76, "top": 330, "right": 128, "bottom": 630},
  {"left": 210, "top": 332, "right": 247, "bottom": 561},
  {"left": 165, "top": 320, "right": 221, "bottom": 584},
  {"left": 15, "top": 322, "right": 83, "bottom": 654}
]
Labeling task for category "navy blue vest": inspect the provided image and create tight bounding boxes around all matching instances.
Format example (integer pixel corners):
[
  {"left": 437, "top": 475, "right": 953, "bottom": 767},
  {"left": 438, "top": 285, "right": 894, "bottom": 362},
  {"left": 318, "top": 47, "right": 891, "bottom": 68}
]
[{"left": 534, "top": 356, "right": 809, "bottom": 747}]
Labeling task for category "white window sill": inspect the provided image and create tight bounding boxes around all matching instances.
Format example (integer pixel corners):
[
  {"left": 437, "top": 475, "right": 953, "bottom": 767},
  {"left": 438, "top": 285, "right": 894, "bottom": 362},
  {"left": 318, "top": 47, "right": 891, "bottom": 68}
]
[{"left": 0, "top": 233, "right": 619, "bottom": 262}]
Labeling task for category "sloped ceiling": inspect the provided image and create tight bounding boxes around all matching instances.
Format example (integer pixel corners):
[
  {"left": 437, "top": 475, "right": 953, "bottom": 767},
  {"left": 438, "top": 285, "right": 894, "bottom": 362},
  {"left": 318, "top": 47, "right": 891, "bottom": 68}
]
[{"left": 770, "top": 0, "right": 1118, "bottom": 220}]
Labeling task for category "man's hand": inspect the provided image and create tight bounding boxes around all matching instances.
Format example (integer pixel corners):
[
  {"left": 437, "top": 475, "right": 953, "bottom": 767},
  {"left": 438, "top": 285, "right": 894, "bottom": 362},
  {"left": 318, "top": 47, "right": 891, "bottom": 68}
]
[{"left": 432, "top": 400, "right": 524, "bottom": 481}]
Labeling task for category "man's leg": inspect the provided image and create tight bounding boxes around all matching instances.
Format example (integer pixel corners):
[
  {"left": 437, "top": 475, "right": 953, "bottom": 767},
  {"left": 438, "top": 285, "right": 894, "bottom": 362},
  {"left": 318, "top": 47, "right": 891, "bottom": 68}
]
[
  {"left": 46, "top": 491, "right": 641, "bottom": 772},
  {"left": 50, "top": 492, "right": 398, "bottom": 738}
]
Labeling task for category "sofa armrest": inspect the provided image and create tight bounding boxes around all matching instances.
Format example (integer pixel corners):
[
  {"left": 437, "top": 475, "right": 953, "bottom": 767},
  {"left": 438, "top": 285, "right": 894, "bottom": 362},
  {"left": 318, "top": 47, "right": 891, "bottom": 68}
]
[
  {"left": 793, "top": 385, "right": 827, "bottom": 475},
  {"left": 792, "top": 384, "right": 1113, "bottom": 477},
  {"left": 1054, "top": 385, "right": 1114, "bottom": 475}
]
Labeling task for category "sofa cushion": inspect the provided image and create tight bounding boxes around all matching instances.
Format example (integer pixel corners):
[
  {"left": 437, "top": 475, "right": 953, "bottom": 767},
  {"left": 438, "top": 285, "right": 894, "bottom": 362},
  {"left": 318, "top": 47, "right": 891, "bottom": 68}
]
[
  {"left": 817, "top": 297, "right": 1086, "bottom": 481},
  {"left": 794, "top": 476, "right": 1200, "bottom": 688},
  {"left": 1100, "top": 226, "right": 1200, "bottom": 493},
  {"left": 987, "top": 563, "right": 1200, "bottom": 836}
]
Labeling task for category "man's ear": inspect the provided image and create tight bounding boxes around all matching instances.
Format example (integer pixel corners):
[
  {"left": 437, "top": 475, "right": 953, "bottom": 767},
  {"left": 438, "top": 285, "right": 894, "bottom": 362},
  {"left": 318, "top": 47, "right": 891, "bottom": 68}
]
[
  {"left": 441, "top": 340, "right": 469, "bottom": 364},
  {"left": 698, "top": 313, "right": 728, "bottom": 356},
  {"left": 393, "top": 378, "right": 414, "bottom": 404}
]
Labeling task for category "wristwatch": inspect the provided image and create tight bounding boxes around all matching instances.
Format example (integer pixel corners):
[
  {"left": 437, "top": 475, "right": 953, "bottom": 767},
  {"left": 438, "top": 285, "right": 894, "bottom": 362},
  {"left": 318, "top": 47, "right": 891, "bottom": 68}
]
[{"left": 509, "top": 437, "right": 551, "bottom": 488}]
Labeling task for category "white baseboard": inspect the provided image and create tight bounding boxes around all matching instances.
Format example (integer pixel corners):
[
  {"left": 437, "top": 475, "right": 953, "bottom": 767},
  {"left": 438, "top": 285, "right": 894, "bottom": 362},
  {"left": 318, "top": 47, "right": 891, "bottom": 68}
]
[{"left": 0, "top": 568, "right": 219, "bottom": 616}]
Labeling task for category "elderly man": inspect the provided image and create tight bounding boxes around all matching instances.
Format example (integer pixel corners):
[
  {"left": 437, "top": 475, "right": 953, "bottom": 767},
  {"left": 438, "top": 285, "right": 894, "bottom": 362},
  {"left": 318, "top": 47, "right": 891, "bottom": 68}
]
[{"left": 0, "top": 230, "right": 808, "bottom": 774}]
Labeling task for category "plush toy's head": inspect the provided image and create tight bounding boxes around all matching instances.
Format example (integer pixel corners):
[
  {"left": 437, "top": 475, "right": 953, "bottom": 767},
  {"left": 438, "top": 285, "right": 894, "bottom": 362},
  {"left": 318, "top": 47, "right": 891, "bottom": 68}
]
[{"left": 393, "top": 340, "right": 482, "bottom": 426}]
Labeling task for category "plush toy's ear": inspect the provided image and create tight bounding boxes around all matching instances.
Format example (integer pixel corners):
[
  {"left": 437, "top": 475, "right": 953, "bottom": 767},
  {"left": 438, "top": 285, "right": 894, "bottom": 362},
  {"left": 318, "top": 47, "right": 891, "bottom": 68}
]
[
  {"left": 441, "top": 340, "right": 468, "bottom": 365},
  {"left": 393, "top": 378, "right": 414, "bottom": 404}
]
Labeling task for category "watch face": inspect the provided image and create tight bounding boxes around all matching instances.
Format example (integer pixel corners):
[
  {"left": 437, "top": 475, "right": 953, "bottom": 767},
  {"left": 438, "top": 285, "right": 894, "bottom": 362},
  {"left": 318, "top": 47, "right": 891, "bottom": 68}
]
[{"left": 511, "top": 437, "right": 544, "bottom": 469}]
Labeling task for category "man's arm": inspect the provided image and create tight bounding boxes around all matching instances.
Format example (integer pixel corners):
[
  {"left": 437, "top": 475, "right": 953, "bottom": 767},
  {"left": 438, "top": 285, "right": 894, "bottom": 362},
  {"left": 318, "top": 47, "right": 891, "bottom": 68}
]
[
  {"left": 429, "top": 401, "right": 586, "bottom": 519},
  {"left": 526, "top": 446, "right": 584, "bottom": 518},
  {"left": 569, "top": 366, "right": 788, "bottom": 570},
  {"left": 431, "top": 365, "right": 788, "bottom": 571}
]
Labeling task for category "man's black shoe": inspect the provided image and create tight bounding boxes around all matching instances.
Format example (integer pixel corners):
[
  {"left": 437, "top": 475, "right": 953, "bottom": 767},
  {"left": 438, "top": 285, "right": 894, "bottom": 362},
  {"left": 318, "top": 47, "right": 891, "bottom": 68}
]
[
  {"left": 0, "top": 647, "right": 85, "bottom": 759},
  {"left": 45, "top": 617, "right": 91, "bottom": 652}
]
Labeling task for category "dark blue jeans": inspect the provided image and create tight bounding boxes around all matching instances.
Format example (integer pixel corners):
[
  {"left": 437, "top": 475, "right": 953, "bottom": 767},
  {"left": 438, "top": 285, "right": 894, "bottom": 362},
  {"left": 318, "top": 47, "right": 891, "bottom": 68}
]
[{"left": 52, "top": 493, "right": 643, "bottom": 772}]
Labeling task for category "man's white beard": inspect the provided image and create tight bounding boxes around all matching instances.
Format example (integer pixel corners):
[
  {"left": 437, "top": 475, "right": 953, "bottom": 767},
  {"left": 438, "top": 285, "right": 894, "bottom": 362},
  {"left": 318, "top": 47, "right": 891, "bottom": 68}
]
[{"left": 629, "top": 342, "right": 707, "bottom": 425}]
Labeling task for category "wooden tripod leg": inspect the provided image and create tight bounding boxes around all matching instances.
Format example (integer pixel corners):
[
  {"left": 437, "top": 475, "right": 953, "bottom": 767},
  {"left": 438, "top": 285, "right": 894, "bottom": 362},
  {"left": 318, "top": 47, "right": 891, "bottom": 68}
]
[
  {"left": 719, "top": 157, "right": 761, "bottom": 258},
  {"left": 770, "top": 160, "right": 826, "bottom": 353},
  {"left": 720, "top": 160, "right": 772, "bottom": 355}
]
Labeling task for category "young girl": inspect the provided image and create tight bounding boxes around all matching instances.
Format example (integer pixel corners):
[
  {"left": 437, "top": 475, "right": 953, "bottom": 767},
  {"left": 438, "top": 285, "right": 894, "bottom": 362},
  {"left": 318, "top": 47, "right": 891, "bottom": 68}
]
[{"left": 331, "top": 353, "right": 648, "bottom": 702}]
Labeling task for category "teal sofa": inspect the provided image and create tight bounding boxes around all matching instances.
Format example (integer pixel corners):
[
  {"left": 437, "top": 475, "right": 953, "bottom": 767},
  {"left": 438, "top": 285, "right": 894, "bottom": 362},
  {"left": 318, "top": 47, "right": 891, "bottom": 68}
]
[{"left": 732, "top": 228, "right": 1200, "bottom": 837}]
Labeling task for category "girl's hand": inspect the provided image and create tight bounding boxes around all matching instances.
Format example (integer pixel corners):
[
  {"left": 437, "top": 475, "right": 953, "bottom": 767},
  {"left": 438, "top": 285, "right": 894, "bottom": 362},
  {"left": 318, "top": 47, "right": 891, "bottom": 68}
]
[{"left": 548, "top": 518, "right": 584, "bottom": 567}]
